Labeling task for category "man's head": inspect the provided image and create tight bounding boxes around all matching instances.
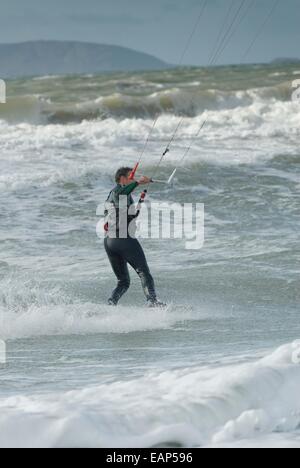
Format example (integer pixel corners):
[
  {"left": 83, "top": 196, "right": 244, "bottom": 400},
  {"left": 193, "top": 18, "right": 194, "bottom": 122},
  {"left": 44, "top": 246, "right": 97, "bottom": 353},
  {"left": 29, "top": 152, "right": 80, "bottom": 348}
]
[{"left": 115, "top": 167, "right": 133, "bottom": 185}]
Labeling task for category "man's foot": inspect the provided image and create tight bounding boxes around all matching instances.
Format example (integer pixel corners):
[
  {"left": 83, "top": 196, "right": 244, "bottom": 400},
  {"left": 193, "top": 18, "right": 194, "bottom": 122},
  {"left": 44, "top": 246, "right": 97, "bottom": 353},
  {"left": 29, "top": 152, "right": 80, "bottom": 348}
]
[
  {"left": 147, "top": 300, "right": 167, "bottom": 309},
  {"left": 108, "top": 299, "right": 117, "bottom": 306}
]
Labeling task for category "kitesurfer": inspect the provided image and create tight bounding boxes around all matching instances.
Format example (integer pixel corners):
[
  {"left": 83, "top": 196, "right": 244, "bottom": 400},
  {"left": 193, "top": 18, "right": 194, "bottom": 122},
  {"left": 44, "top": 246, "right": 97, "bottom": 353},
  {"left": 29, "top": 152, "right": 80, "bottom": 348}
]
[{"left": 104, "top": 167, "right": 165, "bottom": 307}]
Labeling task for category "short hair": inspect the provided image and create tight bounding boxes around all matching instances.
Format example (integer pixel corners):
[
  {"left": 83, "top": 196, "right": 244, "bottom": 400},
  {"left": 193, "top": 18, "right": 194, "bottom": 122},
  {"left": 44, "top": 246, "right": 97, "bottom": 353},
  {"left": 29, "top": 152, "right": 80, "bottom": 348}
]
[{"left": 115, "top": 167, "right": 132, "bottom": 183}]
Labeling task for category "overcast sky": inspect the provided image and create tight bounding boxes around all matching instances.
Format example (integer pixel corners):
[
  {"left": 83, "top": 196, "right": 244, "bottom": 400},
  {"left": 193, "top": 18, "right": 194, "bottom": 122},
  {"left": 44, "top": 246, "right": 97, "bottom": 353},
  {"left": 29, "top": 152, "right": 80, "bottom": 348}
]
[{"left": 0, "top": 0, "right": 299, "bottom": 65}]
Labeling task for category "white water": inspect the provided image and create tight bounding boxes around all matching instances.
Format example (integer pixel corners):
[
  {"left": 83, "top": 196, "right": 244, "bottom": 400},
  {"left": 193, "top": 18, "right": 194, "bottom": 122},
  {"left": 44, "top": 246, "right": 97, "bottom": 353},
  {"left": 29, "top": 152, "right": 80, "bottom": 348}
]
[
  {"left": 0, "top": 342, "right": 299, "bottom": 448},
  {"left": 1, "top": 301, "right": 196, "bottom": 340},
  {"left": 1, "top": 65, "right": 300, "bottom": 448},
  {"left": 0, "top": 95, "right": 300, "bottom": 193}
]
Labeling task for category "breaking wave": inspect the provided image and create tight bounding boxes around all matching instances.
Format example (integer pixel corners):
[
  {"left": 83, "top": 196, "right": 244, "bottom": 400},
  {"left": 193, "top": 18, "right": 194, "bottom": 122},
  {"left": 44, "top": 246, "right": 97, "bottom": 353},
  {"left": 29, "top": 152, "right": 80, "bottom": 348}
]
[
  {"left": 0, "top": 92, "right": 299, "bottom": 193},
  {"left": 0, "top": 342, "right": 299, "bottom": 447},
  {"left": 0, "top": 275, "right": 195, "bottom": 340},
  {"left": 0, "top": 81, "right": 296, "bottom": 124}
]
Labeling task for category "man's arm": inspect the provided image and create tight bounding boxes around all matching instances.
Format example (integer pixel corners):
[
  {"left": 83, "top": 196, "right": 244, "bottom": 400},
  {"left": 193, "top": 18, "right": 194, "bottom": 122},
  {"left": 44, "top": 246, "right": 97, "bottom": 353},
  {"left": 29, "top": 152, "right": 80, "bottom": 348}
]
[
  {"left": 115, "top": 181, "right": 139, "bottom": 196},
  {"left": 115, "top": 177, "right": 152, "bottom": 196}
]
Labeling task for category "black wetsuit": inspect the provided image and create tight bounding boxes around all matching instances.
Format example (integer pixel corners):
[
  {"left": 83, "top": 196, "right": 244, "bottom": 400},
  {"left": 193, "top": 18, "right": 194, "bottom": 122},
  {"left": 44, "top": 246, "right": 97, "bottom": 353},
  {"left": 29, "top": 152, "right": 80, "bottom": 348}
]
[{"left": 104, "top": 182, "right": 157, "bottom": 305}]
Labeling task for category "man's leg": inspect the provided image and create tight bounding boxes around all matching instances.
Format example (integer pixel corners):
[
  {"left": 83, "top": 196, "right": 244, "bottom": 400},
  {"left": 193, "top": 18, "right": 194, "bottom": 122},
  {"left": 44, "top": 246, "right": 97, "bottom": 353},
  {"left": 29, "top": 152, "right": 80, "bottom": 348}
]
[
  {"left": 122, "top": 239, "right": 158, "bottom": 304},
  {"left": 104, "top": 239, "right": 131, "bottom": 305}
]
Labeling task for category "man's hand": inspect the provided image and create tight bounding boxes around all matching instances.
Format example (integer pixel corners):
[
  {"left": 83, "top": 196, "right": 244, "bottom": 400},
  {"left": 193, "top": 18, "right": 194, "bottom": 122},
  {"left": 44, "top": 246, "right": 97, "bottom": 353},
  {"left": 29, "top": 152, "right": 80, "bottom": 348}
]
[{"left": 138, "top": 176, "right": 152, "bottom": 185}]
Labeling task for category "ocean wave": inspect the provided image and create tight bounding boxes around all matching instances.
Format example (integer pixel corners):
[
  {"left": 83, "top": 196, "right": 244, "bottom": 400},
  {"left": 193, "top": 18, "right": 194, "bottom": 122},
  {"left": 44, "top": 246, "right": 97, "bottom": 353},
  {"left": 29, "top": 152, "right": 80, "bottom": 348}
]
[
  {"left": 0, "top": 302, "right": 194, "bottom": 339},
  {"left": 0, "top": 341, "right": 299, "bottom": 447},
  {"left": 0, "top": 95, "right": 48, "bottom": 124},
  {"left": 0, "top": 97, "right": 299, "bottom": 193},
  {"left": 0, "top": 275, "right": 195, "bottom": 340},
  {"left": 0, "top": 276, "right": 70, "bottom": 312},
  {"left": 0, "top": 82, "right": 295, "bottom": 124}
]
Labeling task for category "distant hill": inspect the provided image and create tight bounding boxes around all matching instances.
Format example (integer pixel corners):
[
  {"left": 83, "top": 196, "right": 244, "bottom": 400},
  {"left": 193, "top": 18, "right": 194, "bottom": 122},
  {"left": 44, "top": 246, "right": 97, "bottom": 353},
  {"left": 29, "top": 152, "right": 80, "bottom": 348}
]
[
  {"left": 0, "top": 40, "right": 170, "bottom": 78},
  {"left": 271, "top": 57, "right": 300, "bottom": 65}
]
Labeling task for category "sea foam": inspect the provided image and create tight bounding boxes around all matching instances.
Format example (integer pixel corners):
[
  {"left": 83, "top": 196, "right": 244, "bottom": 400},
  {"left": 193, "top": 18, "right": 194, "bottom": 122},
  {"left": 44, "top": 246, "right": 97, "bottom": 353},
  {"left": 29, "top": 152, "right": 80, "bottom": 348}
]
[{"left": 0, "top": 342, "right": 299, "bottom": 448}]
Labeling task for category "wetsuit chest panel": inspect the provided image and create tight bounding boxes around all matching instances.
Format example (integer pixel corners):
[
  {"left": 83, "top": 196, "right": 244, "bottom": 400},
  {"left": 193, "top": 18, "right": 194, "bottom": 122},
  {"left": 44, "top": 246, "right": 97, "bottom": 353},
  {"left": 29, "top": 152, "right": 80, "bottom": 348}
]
[{"left": 105, "top": 183, "right": 139, "bottom": 236}]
